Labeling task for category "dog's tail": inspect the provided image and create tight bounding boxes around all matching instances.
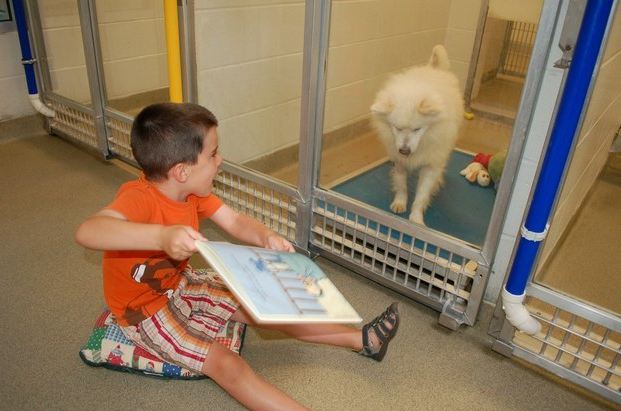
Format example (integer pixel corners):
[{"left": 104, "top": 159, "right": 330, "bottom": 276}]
[{"left": 428, "top": 45, "right": 450, "bottom": 70}]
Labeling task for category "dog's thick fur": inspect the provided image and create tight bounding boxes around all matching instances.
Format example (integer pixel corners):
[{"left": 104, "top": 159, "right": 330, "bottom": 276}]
[{"left": 371, "top": 45, "right": 464, "bottom": 225}]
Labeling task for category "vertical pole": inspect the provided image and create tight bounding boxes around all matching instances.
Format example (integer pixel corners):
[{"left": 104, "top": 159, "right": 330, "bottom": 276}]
[
  {"left": 163, "top": 0, "right": 183, "bottom": 102},
  {"left": 77, "top": 0, "right": 110, "bottom": 158},
  {"left": 504, "top": 0, "right": 614, "bottom": 297},
  {"left": 296, "top": 0, "right": 331, "bottom": 251}
]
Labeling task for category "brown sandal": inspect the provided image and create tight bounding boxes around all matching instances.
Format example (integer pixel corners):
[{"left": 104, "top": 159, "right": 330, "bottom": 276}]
[{"left": 359, "top": 302, "right": 400, "bottom": 362}]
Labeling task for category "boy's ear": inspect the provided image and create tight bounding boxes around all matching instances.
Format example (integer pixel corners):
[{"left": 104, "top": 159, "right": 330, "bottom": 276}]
[{"left": 170, "top": 163, "right": 190, "bottom": 182}]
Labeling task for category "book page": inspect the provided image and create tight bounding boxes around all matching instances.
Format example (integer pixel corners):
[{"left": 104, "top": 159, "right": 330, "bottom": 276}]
[{"left": 195, "top": 241, "right": 362, "bottom": 324}]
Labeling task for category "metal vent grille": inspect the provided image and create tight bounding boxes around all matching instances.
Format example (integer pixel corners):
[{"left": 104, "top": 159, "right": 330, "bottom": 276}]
[
  {"left": 213, "top": 167, "right": 297, "bottom": 242},
  {"left": 311, "top": 195, "right": 478, "bottom": 313},
  {"left": 47, "top": 97, "right": 98, "bottom": 149},
  {"left": 499, "top": 21, "right": 538, "bottom": 78},
  {"left": 514, "top": 297, "right": 621, "bottom": 394},
  {"left": 105, "top": 115, "right": 134, "bottom": 162}
]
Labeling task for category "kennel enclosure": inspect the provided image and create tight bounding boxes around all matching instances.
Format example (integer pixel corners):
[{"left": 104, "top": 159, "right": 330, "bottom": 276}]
[{"left": 18, "top": 0, "right": 621, "bottom": 404}]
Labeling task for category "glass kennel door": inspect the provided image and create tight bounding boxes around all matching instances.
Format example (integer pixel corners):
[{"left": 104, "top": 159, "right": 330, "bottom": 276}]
[
  {"left": 310, "top": 0, "right": 544, "bottom": 328},
  {"left": 193, "top": 0, "right": 310, "bottom": 244},
  {"left": 30, "top": 0, "right": 101, "bottom": 153}
]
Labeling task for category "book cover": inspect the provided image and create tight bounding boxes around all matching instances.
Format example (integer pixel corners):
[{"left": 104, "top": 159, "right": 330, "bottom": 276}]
[{"left": 195, "top": 240, "right": 362, "bottom": 324}]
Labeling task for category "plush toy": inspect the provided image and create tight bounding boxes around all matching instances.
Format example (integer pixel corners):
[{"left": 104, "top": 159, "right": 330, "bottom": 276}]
[
  {"left": 460, "top": 162, "right": 491, "bottom": 186},
  {"left": 488, "top": 150, "right": 507, "bottom": 187},
  {"left": 460, "top": 150, "right": 507, "bottom": 188}
]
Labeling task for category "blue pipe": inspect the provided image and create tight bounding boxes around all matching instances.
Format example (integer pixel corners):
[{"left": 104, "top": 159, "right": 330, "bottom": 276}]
[
  {"left": 12, "top": 0, "right": 38, "bottom": 95},
  {"left": 505, "top": 0, "right": 614, "bottom": 296}
]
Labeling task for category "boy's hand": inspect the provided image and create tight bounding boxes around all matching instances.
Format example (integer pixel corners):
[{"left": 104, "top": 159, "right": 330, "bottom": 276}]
[
  {"left": 264, "top": 232, "right": 295, "bottom": 253},
  {"left": 158, "top": 225, "right": 206, "bottom": 260}
]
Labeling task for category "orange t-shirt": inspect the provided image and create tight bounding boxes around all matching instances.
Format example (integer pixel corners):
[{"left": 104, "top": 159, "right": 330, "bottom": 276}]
[{"left": 102, "top": 177, "right": 223, "bottom": 326}]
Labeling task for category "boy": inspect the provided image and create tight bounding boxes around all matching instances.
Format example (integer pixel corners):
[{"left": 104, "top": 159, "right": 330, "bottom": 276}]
[{"left": 75, "top": 102, "right": 400, "bottom": 410}]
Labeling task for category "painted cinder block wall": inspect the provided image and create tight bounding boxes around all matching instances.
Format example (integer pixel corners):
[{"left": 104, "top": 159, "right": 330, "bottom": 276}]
[
  {"left": 0, "top": 29, "right": 35, "bottom": 121},
  {"left": 35, "top": 0, "right": 168, "bottom": 105},
  {"left": 194, "top": 0, "right": 482, "bottom": 164}
]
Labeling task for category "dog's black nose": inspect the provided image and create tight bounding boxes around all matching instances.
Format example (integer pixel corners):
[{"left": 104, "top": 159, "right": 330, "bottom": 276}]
[{"left": 399, "top": 147, "right": 411, "bottom": 156}]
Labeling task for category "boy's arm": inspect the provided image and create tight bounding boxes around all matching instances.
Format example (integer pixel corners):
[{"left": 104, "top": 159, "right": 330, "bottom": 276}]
[
  {"left": 209, "top": 204, "right": 295, "bottom": 252},
  {"left": 75, "top": 209, "right": 206, "bottom": 260}
]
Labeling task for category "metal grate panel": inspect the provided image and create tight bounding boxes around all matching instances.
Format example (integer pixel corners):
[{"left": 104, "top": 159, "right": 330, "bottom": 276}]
[
  {"left": 105, "top": 115, "right": 134, "bottom": 162},
  {"left": 47, "top": 96, "right": 98, "bottom": 149},
  {"left": 499, "top": 21, "right": 538, "bottom": 78},
  {"left": 513, "top": 297, "right": 621, "bottom": 396},
  {"left": 311, "top": 194, "right": 481, "bottom": 318},
  {"left": 213, "top": 166, "right": 298, "bottom": 243}
]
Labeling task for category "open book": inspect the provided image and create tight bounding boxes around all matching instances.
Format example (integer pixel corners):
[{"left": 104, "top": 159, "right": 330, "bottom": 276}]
[{"left": 195, "top": 240, "right": 362, "bottom": 324}]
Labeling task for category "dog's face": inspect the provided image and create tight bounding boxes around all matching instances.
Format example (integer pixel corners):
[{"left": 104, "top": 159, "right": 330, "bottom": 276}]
[{"left": 371, "top": 90, "right": 443, "bottom": 157}]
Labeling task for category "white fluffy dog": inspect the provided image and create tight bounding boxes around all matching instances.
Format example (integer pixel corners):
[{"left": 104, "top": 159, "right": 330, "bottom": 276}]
[{"left": 371, "top": 45, "right": 464, "bottom": 225}]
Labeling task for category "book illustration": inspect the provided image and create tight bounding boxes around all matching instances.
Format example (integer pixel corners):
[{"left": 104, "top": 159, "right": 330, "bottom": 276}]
[{"left": 195, "top": 241, "right": 362, "bottom": 324}]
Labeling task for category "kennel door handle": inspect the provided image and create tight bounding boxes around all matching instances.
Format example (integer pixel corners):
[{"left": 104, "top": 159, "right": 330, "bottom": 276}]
[{"left": 555, "top": 0, "right": 587, "bottom": 68}]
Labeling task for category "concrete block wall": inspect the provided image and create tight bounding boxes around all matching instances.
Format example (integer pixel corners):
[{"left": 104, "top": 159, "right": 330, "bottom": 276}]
[
  {"left": 0, "top": 30, "right": 35, "bottom": 121},
  {"left": 194, "top": 0, "right": 305, "bottom": 164},
  {"left": 36, "top": 0, "right": 167, "bottom": 104},
  {"left": 195, "top": 0, "right": 483, "bottom": 164}
]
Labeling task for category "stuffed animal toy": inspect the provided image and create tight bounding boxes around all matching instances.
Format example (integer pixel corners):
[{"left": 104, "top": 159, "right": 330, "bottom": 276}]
[
  {"left": 460, "top": 162, "right": 491, "bottom": 186},
  {"left": 488, "top": 149, "right": 507, "bottom": 187},
  {"left": 460, "top": 150, "right": 507, "bottom": 188}
]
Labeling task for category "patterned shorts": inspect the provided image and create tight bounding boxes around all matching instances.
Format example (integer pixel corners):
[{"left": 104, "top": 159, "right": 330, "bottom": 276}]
[{"left": 120, "top": 268, "right": 241, "bottom": 374}]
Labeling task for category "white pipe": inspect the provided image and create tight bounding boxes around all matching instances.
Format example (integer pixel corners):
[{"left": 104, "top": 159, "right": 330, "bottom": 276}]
[
  {"left": 501, "top": 287, "right": 541, "bottom": 335},
  {"left": 29, "top": 93, "right": 55, "bottom": 117}
]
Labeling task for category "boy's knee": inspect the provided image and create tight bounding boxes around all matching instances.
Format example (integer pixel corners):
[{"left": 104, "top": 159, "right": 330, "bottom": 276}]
[{"left": 201, "top": 341, "right": 248, "bottom": 384}]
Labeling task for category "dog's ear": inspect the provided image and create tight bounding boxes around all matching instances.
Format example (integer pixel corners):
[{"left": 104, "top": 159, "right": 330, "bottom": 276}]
[
  {"left": 370, "top": 96, "right": 393, "bottom": 115},
  {"left": 417, "top": 97, "right": 442, "bottom": 116}
]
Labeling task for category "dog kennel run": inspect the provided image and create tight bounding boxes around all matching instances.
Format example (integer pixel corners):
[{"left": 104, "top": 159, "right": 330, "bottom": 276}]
[{"left": 19, "top": 0, "right": 620, "bottom": 404}]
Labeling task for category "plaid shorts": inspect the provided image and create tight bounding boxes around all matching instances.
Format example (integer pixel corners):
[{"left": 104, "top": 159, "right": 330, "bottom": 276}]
[{"left": 120, "top": 268, "right": 241, "bottom": 374}]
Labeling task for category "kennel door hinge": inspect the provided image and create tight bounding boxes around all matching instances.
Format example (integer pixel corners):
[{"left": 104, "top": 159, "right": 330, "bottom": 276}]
[{"left": 554, "top": 0, "right": 586, "bottom": 69}]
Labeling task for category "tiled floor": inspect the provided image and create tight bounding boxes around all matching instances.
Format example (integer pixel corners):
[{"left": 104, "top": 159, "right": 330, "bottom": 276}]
[{"left": 470, "top": 76, "right": 524, "bottom": 122}]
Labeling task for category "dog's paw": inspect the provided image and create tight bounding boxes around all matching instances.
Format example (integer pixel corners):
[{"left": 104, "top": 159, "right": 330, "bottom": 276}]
[
  {"left": 390, "top": 197, "right": 407, "bottom": 214},
  {"left": 409, "top": 209, "right": 425, "bottom": 226}
]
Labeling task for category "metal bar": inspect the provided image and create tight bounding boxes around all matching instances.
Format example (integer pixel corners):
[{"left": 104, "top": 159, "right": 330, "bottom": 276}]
[
  {"left": 481, "top": 0, "right": 561, "bottom": 261},
  {"left": 526, "top": 283, "right": 621, "bottom": 333},
  {"left": 463, "top": 0, "right": 489, "bottom": 111},
  {"left": 315, "top": 188, "right": 483, "bottom": 262},
  {"left": 23, "top": 0, "right": 52, "bottom": 93},
  {"left": 178, "top": 0, "right": 197, "bottom": 103},
  {"left": 505, "top": 0, "right": 615, "bottom": 296},
  {"left": 513, "top": 346, "right": 621, "bottom": 405},
  {"left": 296, "top": 0, "right": 330, "bottom": 251},
  {"left": 77, "top": 0, "right": 109, "bottom": 158},
  {"left": 219, "top": 161, "right": 300, "bottom": 201}
]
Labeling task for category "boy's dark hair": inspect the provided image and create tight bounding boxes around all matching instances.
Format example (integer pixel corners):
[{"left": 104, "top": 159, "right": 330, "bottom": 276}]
[{"left": 130, "top": 102, "right": 218, "bottom": 181}]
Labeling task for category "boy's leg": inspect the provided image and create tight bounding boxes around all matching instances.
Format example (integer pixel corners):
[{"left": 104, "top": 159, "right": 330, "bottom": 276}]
[
  {"left": 230, "top": 303, "right": 399, "bottom": 355},
  {"left": 201, "top": 341, "right": 309, "bottom": 411},
  {"left": 231, "top": 308, "right": 362, "bottom": 350}
]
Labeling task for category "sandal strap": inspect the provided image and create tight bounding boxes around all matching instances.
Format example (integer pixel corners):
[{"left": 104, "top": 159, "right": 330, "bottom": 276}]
[{"left": 359, "top": 303, "right": 400, "bottom": 358}]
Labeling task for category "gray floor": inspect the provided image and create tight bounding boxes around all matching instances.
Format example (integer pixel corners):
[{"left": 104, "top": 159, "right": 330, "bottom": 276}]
[{"left": 0, "top": 119, "right": 613, "bottom": 410}]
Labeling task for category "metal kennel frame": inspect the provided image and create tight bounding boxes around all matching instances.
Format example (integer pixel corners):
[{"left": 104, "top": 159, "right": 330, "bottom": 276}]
[
  {"left": 23, "top": 4, "right": 621, "bottom": 405},
  {"left": 488, "top": 0, "right": 621, "bottom": 405},
  {"left": 24, "top": 0, "right": 539, "bottom": 330},
  {"left": 498, "top": 21, "right": 539, "bottom": 78}
]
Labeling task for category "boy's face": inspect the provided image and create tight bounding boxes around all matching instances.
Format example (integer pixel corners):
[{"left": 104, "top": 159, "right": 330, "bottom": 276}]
[{"left": 186, "top": 126, "right": 222, "bottom": 197}]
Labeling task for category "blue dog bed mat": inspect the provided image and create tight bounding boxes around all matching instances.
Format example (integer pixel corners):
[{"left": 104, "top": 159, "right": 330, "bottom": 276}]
[{"left": 331, "top": 150, "right": 496, "bottom": 246}]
